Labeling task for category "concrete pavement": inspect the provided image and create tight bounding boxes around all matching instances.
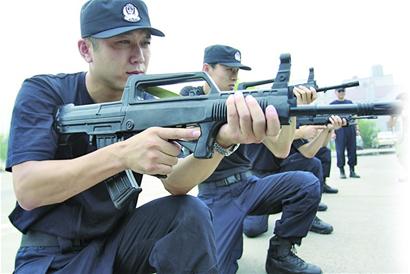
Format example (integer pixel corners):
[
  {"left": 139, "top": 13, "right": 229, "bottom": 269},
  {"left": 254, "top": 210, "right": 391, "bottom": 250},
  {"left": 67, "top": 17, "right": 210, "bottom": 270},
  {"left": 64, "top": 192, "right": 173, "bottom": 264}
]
[{"left": 1, "top": 152, "right": 409, "bottom": 273}]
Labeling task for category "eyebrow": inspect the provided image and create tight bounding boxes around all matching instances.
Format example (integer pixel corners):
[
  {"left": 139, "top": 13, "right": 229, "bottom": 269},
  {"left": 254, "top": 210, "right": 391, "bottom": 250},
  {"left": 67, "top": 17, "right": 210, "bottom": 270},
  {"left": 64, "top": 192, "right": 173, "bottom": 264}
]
[{"left": 116, "top": 30, "right": 151, "bottom": 39}]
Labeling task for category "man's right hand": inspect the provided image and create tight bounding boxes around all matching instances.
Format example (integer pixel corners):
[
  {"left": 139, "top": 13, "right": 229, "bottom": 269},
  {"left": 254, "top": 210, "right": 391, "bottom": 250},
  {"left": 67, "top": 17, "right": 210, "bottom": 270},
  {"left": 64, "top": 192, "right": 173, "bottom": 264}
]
[
  {"left": 118, "top": 127, "right": 200, "bottom": 176},
  {"left": 297, "top": 125, "right": 325, "bottom": 140}
]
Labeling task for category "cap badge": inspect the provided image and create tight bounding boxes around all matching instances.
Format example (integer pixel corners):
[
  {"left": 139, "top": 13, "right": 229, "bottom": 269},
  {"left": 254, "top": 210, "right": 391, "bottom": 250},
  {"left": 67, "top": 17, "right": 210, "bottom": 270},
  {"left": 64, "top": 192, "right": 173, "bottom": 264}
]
[
  {"left": 123, "top": 3, "right": 141, "bottom": 22},
  {"left": 234, "top": 51, "right": 241, "bottom": 62}
]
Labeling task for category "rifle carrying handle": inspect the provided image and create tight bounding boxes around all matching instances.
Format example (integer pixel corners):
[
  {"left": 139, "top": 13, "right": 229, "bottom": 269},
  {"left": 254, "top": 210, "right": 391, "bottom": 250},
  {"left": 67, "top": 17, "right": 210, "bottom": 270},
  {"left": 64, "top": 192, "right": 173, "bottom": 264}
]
[{"left": 105, "top": 169, "right": 142, "bottom": 209}]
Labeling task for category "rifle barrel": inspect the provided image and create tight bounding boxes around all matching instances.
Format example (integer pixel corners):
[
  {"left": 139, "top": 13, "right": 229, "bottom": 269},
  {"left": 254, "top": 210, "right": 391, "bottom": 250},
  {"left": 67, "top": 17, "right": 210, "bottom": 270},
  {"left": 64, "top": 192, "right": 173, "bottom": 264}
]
[
  {"left": 238, "top": 79, "right": 274, "bottom": 89},
  {"left": 290, "top": 102, "right": 401, "bottom": 117},
  {"left": 316, "top": 81, "right": 360, "bottom": 92}
]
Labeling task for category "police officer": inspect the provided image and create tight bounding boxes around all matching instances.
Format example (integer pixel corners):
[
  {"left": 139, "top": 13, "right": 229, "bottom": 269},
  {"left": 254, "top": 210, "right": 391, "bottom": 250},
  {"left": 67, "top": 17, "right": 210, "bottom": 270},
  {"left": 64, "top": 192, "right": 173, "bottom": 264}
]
[
  {"left": 330, "top": 88, "right": 360, "bottom": 178},
  {"left": 243, "top": 119, "right": 343, "bottom": 237},
  {"left": 181, "top": 44, "right": 323, "bottom": 274},
  {"left": 5, "top": 2, "right": 278, "bottom": 273}
]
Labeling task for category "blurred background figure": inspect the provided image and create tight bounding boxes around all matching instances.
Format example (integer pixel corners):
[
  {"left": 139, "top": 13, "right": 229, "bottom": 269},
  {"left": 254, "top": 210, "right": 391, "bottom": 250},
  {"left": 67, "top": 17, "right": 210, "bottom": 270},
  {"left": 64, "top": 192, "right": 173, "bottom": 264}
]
[{"left": 388, "top": 92, "right": 408, "bottom": 182}]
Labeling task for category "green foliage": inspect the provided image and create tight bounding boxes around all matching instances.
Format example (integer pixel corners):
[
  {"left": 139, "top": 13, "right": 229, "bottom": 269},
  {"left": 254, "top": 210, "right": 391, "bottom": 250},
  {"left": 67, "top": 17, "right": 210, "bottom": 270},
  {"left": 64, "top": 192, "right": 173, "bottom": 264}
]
[
  {"left": 358, "top": 120, "right": 378, "bottom": 148},
  {"left": 0, "top": 133, "right": 8, "bottom": 162}
]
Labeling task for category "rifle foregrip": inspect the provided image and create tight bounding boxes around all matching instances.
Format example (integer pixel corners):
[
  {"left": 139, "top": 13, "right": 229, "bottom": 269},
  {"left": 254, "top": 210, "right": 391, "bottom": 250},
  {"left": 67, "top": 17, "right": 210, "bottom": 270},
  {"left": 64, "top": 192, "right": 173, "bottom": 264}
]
[{"left": 105, "top": 170, "right": 142, "bottom": 209}]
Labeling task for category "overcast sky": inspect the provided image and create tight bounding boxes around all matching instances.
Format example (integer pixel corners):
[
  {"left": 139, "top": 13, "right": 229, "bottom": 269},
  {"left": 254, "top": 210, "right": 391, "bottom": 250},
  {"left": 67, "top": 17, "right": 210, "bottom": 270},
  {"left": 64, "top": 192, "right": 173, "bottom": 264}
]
[{"left": 1, "top": 0, "right": 409, "bottom": 134}]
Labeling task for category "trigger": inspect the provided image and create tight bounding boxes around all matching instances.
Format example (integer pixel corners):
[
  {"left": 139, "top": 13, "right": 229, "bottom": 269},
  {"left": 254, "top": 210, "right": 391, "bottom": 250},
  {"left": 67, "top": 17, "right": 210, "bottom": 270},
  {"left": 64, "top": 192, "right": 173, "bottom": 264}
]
[{"left": 176, "top": 140, "right": 196, "bottom": 157}]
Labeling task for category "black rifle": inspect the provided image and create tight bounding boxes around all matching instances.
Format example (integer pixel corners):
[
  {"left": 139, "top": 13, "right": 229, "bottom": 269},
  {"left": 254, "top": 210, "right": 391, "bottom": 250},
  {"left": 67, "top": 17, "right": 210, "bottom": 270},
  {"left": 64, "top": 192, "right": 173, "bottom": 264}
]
[
  {"left": 237, "top": 66, "right": 360, "bottom": 92},
  {"left": 297, "top": 115, "right": 378, "bottom": 127},
  {"left": 55, "top": 53, "right": 401, "bottom": 209}
]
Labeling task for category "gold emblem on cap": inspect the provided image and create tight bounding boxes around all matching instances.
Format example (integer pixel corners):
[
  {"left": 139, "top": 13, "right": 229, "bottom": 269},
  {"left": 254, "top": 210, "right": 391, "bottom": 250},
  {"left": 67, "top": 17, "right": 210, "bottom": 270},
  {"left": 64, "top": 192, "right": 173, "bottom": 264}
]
[{"left": 123, "top": 3, "right": 141, "bottom": 22}]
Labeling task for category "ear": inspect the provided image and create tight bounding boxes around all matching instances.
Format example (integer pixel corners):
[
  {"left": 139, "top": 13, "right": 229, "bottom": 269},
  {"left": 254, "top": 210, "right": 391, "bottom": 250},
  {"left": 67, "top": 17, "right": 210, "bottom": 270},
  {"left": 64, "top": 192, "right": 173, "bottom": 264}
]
[
  {"left": 202, "top": 63, "right": 210, "bottom": 72},
  {"left": 78, "top": 39, "right": 93, "bottom": 63}
]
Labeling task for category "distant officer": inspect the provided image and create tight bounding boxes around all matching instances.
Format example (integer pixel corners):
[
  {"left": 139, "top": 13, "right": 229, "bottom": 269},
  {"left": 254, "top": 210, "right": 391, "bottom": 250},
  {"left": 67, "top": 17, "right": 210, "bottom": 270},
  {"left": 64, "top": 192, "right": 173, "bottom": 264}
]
[{"left": 330, "top": 88, "right": 360, "bottom": 178}]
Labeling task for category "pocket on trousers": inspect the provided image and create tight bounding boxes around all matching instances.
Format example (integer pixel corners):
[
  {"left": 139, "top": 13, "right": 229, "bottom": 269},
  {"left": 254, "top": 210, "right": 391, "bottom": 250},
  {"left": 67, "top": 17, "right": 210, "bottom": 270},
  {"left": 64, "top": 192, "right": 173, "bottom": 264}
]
[
  {"left": 14, "top": 247, "right": 55, "bottom": 274},
  {"left": 198, "top": 196, "right": 214, "bottom": 209}
]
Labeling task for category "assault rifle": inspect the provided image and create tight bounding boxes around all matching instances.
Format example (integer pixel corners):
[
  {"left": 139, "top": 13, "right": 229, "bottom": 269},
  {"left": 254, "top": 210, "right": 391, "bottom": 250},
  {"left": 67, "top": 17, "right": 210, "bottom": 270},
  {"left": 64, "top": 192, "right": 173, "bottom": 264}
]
[
  {"left": 55, "top": 53, "right": 401, "bottom": 209},
  {"left": 297, "top": 115, "right": 378, "bottom": 127},
  {"left": 237, "top": 67, "right": 360, "bottom": 93}
]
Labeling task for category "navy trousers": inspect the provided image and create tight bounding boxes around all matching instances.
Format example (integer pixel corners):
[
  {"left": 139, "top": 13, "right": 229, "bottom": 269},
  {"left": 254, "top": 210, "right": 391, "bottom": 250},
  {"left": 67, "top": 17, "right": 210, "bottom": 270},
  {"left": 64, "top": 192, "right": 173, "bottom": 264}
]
[
  {"left": 315, "top": 147, "right": 332, "bottom": 179},
  {"left": 335, "top": 125, "right": 357, "bottom": 168},
  {"left": 198, "top": 170, "right": 320, "bottom": 274},
  {"left": 243, "top": 153, "right": 324, "bottom": 239},
  {"left": 14, "top": 196, "right": 217, "bottom": 274}
]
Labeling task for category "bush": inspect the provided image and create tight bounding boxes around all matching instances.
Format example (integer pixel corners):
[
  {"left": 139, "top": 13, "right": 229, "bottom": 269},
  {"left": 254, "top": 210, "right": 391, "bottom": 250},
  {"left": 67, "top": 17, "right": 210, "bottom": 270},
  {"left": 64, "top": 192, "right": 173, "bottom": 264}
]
[
  {"left": 357, "top": 120, "right": 378, "bottom": 148},
  {"left": 0, "top": 133, "right": 8, "bottom": 163}
]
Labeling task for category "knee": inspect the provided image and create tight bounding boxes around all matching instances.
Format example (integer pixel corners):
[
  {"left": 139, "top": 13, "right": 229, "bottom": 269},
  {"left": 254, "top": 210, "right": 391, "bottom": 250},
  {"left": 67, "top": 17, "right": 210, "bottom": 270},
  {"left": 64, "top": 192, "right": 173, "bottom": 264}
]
[
  {"left": 172, "top": 195, "right": 213, "bottom": 226},
  {"left": 243, "top": 215, "right": 269, "bottom": 237},
  {"left": 310, "top": 158, "right": 323, "bottom": 176},
  {"left": 293, "top": 171, "right": 321, "bottom": 202}
]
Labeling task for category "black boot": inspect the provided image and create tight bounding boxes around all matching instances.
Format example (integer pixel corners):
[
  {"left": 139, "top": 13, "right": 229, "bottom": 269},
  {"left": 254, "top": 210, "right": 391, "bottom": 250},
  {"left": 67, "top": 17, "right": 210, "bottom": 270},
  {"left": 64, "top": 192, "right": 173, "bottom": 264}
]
[
  {"left": 323, "top": 181, "right": 338, "bottom": 194},
  {"left": 265, "top": 236, "right": 322, "bottom": 274},
  {"left": 317, "top": 202, "right": 328, "bottom": 212},
  {"left": 339, "top": 167, "right": 347, "bottom": 179},
  {"left": 309, "top": 216, "right": 334, "bottom": 234},
  {"left": 349, "top": 167, "right": 360, "bottom": 178}
]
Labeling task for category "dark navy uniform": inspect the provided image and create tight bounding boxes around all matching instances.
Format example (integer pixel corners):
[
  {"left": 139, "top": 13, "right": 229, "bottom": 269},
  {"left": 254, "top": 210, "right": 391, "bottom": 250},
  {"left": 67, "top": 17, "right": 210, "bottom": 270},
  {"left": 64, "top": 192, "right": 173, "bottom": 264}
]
[
  {"left": 330, "top": 99, "right": 358, "bottom": 170},
  {"left": 242, "top": 140, "right": 325, "bottom": 237},
  {"left": 6, "top": 73, "right": 217, "bottom": 274},
  {"left": 181, "top": 86, "right": 321, "bottom": 274},
  {"left": 315, "top": 146, "right": 332, "bottom": 182}
]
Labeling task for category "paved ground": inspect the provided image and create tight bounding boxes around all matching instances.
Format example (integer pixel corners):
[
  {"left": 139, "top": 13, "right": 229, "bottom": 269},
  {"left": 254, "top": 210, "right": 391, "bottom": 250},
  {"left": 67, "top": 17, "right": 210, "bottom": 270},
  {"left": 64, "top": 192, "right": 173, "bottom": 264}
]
[{"left": 1, "top": 150, "right": 409, "bottom": 273}]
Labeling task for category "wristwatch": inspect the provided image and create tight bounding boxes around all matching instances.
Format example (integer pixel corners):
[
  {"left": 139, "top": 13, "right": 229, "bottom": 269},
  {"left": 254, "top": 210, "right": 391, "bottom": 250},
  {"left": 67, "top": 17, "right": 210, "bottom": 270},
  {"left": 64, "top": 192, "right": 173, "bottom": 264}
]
[{"left": 213, "top": 142, "right": 240, "bottom": 156}]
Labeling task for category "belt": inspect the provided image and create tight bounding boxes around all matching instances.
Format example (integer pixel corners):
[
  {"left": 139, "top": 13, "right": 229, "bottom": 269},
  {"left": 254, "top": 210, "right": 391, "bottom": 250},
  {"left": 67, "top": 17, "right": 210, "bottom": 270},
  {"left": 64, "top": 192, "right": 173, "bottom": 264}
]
[
  {"left": 208, "top": 171, "right": 253, "bottom": 187},
  {"left": 21, "top": 230, "right": 88, "bottom": 249}
]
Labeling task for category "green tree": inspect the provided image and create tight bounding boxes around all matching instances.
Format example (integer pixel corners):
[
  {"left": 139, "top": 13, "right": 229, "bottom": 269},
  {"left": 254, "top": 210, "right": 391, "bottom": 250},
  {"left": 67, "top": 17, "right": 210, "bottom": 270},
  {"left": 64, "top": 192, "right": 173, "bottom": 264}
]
[
  {"left": 0, "top": 133, "right": 8, "bottom": 163},
  {"left": 358, "top": 120, "right": 378, "bottom": 148}
]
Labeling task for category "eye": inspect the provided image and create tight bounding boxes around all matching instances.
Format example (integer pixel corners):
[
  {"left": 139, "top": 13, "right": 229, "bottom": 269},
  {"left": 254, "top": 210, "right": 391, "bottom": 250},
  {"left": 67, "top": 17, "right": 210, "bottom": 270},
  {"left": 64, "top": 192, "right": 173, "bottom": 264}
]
[
  {"left": 118, "top": 40, "right": 131, "bottom": 45},
  {"left": 141, "top": 40, "right": 151, "bottom": 48}
]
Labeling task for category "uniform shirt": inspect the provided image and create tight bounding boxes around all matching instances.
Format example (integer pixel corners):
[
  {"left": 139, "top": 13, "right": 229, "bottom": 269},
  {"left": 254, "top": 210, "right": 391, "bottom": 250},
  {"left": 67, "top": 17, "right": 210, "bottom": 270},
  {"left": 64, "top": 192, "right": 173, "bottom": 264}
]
[
  {"left": 180, "top": 86, "right": 252, "bottom": 182},
  {"left": 244, "top": 143, "right": 282, "bottom": 173},
  {"left": 245, "top": 138, "right": 308, "bottom": 174},
  {"left": 6, "top": 72, "right": 149, "bottom": 240},
  {"left": 330, "top": 99, "right": 353, "bottom": 105}
]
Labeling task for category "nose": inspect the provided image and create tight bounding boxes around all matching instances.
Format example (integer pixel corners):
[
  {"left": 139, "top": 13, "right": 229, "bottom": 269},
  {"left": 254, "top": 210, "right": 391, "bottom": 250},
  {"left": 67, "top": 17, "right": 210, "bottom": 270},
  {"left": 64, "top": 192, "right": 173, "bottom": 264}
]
[
  {"left": 130, "top": 46, "right": 145, "bottom": 64},
  {"left": 231, "top": 69, "right": 239, "bottom": 80}
]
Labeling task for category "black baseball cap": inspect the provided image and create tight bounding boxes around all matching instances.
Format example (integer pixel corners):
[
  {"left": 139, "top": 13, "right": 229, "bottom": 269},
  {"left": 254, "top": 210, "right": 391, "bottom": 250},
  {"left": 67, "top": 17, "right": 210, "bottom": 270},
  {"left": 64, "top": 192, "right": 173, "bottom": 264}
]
[
  {"left": 336, "top": 88, "right": 346, "bottom": 92},
  {"left": 204, "top": 44, "right": 251, "bottom": 71},
  {"left": 80, "top": 0, "right": 165, "bottom": 38}
]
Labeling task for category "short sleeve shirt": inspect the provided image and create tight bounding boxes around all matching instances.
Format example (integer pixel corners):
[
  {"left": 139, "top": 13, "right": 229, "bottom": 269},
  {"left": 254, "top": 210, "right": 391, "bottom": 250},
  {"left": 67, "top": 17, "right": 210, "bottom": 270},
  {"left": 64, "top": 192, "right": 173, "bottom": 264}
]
[{"left": 6, "top": 72, "right": 141, "bottom": 239}]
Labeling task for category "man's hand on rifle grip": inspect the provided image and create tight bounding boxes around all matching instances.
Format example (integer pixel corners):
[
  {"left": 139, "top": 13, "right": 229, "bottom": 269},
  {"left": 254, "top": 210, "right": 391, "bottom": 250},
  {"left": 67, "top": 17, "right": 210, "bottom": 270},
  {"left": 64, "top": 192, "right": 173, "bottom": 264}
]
[
  {"left": 327, "top": 115, "right": 344, "bottom": 131},
  {"left": 216, "top": 92, "right": 280, "bottom": 148}
]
